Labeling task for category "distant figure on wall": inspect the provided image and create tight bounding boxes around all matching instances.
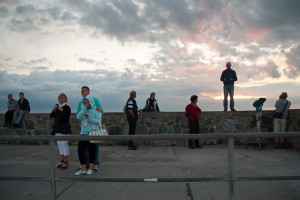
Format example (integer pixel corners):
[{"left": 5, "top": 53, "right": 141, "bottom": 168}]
[
  {"left": 273, "top": 92, "right": 291, "bottom": 149},
  {"left": 220, "top": 61, "right": 237, "bottom": 111},
  {"left": 13, "top": 92, "right": 30, "bottom": 128},
  {"left": 185, "top": 95, "right": 202, "bottom": 149},
  {"left": 125, "top": 91, "right": 139, "bottom": 150},
  {"left": 4, "top": 94, "right": 18, "bottom": 127},
  {"left": 143, "top": 92, "right": 160, "bottom": 112}
]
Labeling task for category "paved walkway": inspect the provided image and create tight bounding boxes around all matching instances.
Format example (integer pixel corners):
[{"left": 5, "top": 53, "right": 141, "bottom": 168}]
[{"left": 0, "top": 144, "right": 299, "bottom": 200}]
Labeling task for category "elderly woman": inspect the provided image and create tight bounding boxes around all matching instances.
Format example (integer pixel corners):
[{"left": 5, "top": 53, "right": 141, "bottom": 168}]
[
  {"left": 50, "top": 93, "right": 72, "bottom": 169},
  {"left": 75, "top": 95, "right": 101, "bottom": 175}
]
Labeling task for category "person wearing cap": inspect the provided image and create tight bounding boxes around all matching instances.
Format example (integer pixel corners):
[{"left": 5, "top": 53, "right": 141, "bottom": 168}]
[{"left": 220, "top": 62, "right": 237, "bottom": 111}]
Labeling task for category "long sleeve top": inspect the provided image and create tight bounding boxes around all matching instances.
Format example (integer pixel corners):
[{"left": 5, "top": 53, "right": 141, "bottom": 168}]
[
  {"left": 7, "top": 99, "right": 18, "bottom": 111},
  {"left": 185, "top": 103, "right": 201, "bottom": 120},
  {"left": 275, "top": 99, "right": 291, "bottom": 119},
  {"left": 220, "top": 69, "right": 237, "bottom": 84},
  {"left": 17, "top": 98, "right": 30, "bottom": 112},
  {"left": 50, "top": 104, "right": 72, "bottom": 134}
]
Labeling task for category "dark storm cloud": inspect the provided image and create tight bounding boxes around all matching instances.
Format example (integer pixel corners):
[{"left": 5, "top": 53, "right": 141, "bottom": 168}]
[
  {"left": 285, "top": 45, "right": 300, "bottom": 78},
  {"left": 0, "top": 6, "right": 9, "bottom": 17}
]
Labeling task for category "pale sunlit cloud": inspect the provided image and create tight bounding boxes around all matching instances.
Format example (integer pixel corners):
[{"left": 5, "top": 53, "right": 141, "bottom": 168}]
[{"left": 0, "top": 0, "right": 300, "bottom": 113}]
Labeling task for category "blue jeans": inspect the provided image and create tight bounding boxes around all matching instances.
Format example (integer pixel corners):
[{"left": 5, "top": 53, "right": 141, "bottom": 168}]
[
  {"left": 13, "top": 110, "right": 29, "bottom": 125},
  {"left": 223, "top": 84, "right": 234, "bottom": 110},
  {"left": 84, "top": 143, "right": 99, "bottom": 165}
]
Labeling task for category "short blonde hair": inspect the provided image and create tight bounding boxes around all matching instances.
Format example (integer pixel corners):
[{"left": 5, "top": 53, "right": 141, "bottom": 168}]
[
  {"left": 150, "top": 92, "right": 156, "bottom": 98},
  {"left": 58, "top": 93, "right": 68, "bottom": 102}
]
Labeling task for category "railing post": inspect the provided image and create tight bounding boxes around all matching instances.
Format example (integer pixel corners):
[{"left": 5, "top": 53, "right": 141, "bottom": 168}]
[
  {"left": 228, "top": 137, "right": 235, "bottom": 200},
  {"left": 50, "top": 140, "right": 56, "bottom": 200}
]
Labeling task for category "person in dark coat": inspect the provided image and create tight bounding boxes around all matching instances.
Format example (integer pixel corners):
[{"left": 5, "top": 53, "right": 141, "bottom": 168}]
[
  {"left": 50, "top": 93, "right": 72, "bottom": 169},
  {"left": 13, "top": 92, "right": 30, "bottom": 127},
  {"left": 144, "top": 92, "right": 160, "bottom": 112}
]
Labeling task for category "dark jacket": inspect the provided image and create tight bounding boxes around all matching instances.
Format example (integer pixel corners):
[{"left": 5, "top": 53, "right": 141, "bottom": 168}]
[
  {"left": 50, "top": 104, "right": 72, "bottom": 135},
  {"left": 125, "top": 97, "right": 139, "bottom": 119},
  {"left": 185, "top": 103, "right": 201, "bottom": 120},
  {"left": 17, "top": 98, "right": 30, "bottom": 112},
  {"left": 220, "top": 69, "right": 237, "bottom": 84},
  {"left": 145, "top": 98, "right": 160, "bottom": 112}
]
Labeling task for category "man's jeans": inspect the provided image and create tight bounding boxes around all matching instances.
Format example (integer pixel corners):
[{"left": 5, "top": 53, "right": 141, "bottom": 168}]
[
  {"left": 223, "top": 84, "right": 234, "bottom": 110},
  {"left": 84, "top": 143, "right": 99, "bottom": 166},
  {"left": 13, "top": 110, "right": 29, "bottom": 125}
]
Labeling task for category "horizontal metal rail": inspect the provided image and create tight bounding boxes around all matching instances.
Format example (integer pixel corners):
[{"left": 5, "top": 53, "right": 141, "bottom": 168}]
[
  {"left": 1, "top": 132, "right": 300, "bottom": 142},
  {"left": 0, "top": 132, "right": 300, "bottom": 200}
]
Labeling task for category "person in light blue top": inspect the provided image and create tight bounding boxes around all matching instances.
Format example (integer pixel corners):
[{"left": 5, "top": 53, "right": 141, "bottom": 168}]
[
  {"left": 77, "top": 86, "right": 103, "bottom": 172},
  {"left": 75, "top": 95, "right": 101, "bottom": 176}
]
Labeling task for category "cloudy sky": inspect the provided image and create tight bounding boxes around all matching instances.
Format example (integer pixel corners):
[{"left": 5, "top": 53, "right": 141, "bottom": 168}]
[{"left": 0, "top": 0, "right": 300, "bottom": 113}]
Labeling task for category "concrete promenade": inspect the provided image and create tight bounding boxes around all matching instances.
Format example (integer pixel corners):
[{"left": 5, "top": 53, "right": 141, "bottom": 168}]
[{"left": 0, "top": 144, "right": 299, "bottom": 200}]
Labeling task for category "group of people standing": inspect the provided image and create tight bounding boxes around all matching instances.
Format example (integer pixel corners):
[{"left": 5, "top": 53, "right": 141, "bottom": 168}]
[
  {"left": 49, "top": 86, "right": 103, "bottom": 175},
  {"left": 2, "top": 61, "right": 292, "bottom": 175}
]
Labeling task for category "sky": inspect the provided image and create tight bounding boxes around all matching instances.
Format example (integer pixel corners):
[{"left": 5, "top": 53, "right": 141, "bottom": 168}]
[{"left": 0, "top": 0, "right": 300, "bottom": 113}]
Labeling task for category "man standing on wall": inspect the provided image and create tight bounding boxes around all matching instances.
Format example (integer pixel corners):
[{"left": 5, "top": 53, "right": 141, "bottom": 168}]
[
  {"left": 125, "top": 91, "right": 139, "bottom": 150},
  {"left": 220, "top": 61, "right": 237, "bottom": 111},
  {"left": 77, "top": 86, "right": 103, "bottom": 171},
  {"left": 13, "top": 92, "right": 30, "bottom": 127}
]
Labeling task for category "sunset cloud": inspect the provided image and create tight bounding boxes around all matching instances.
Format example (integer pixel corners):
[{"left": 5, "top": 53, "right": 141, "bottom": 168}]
[{"left": 0, "top": 0, "right": 299, "bottom": 113}]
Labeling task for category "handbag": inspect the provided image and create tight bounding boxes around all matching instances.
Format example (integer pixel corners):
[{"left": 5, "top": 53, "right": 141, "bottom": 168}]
[
  {"left": 89, "top": 123, "right": 108, "bottom": 143},
  {"left": 273, "top": 101, "right": 289, "bottom": 119}
]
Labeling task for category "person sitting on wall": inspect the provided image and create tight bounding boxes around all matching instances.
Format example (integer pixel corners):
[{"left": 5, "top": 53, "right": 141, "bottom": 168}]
[
  {"left": 13, "top": 92, "right": 30, "bottom": 128},
  {"left": 4, "top": 94, "right": 18, "bottom": 127},
  {"left": 142, "top": 92, "right": 160, "bottom": 112}
]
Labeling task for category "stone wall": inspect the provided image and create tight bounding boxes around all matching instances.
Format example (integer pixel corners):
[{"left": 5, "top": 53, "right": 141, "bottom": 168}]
[{"left": 0, "top": 110, "right": 300, "bottom": 148}]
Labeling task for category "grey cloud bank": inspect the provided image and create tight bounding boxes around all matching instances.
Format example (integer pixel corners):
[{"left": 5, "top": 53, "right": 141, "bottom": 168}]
[{"left": 0, "top": 0, "right": 300, "bottom": 112}]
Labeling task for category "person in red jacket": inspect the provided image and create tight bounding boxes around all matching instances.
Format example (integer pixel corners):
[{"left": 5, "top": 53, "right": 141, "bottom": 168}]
[{"left": 185, "top": 95, "right": 202, "bottom": 149}]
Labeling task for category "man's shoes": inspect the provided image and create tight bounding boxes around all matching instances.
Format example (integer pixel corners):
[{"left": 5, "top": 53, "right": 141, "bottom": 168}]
[
  {"left": 195, "top": 145, "right": 202, "bottom": 149},
  {"left": 224, "top": 109, "right": 227, "bottom": 112},
  {"left": 13, "top": 123, "right": 20, "bottom": 128},
  {"left": 231, "top": 109, "right": 236, "bottom": 111},
  {"left": 94, "top": 165, "right": 99, "bottom": 172},
  {"left": 128, "top": 146, "right": 137, "bottom": 150}
]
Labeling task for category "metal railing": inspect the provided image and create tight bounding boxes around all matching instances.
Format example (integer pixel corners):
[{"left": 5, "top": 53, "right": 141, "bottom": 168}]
[{"left": 1, "top": 132, "right": 300, "bottom": 200}]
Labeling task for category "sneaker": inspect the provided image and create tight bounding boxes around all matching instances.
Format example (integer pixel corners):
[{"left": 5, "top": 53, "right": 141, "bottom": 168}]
[
  {"left": 87, "top": 169, "right": 93, "bottom": 175},
  {"left": 128, "top": 146, "right": 137, "bottom": 150},
  {"left": 74, "top": 170, "right": 86, "bottom": 176},
  {"left": 94, "top": 165, "right": 99, "bottom": 172}
]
